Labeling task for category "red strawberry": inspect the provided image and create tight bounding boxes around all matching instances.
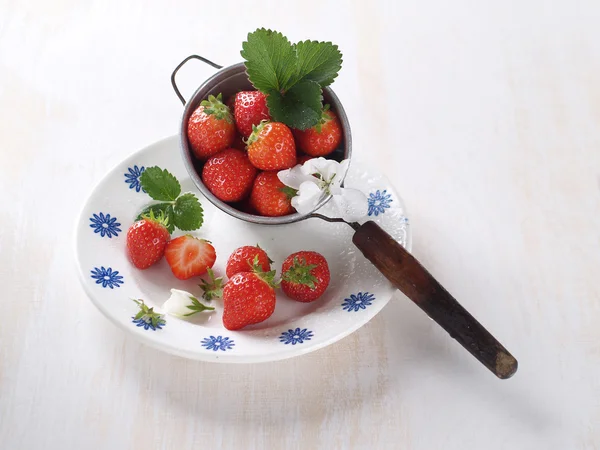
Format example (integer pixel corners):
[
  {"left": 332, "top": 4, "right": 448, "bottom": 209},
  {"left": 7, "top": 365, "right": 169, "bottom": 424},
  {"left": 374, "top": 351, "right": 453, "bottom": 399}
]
[
  {"left": 126, "top": 213, "right": 170, "bottom": 269},
  {"left": 249, "top": 171, "right": 295, "bottom": 217},
  {"left": 247, "top": 121, "right": 296, "bottom": 171},
  {"left": 281, "top": 251, "right": 330, "bottom": 302},
  {"left": 234, "top": 91, "right": 271, "bottom": 137},
  {"left": 187, "top": 93, "right": 235, "bottom": 160},
  {"left": 164, "top": 235, "right": 216, "bottom": 280},
  {"left": 226, "top": 245, "right": 272, "bottom": 278},
  {"left": 222, "top": 268, "right": 277, "bottom": 330},
  {"left": 202, "top": 148, "right": 257, "bottom": 202},
  {"left": 297, "top": 154, "right": 314, "bottom": 165},
  {"left": 293, "top": 107, "right": 342, "bottom": 157}
]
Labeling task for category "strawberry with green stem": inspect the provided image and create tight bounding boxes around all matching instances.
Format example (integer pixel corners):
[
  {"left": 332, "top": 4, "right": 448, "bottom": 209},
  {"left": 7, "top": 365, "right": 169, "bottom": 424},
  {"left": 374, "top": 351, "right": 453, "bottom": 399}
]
[
  {"left": 222, "top": 259, "right": 279, "bottom": 330},
  {"left": 281, "top": 251, "right": 330, "bottom": 302},
  {"left": 249, "top": 171, "right": 296, "bottom": 217},
  {"left": 126, "top": 210, "right": 171, "bottom": 269},
  {"left": 187, "top": 93, "right": 236, "bottom": 160},
  {"left": 226, "top": 248, "right": 272, "bottom": 278},
  {"left": 247, "top": 121, "right": 297, "bottom": 171}
]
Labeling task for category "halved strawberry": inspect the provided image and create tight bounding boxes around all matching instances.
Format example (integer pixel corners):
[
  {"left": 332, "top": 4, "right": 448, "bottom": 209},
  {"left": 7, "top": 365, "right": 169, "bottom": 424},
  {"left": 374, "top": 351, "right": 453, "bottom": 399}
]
[{"left": 164, "top": 235, "right": 216, "bottom": 280}]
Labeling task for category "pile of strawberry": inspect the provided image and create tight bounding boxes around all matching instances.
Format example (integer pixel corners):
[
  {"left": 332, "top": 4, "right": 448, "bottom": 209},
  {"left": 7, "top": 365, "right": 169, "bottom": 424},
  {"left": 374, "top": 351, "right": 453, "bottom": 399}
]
[
  {"left": 187, "top": 91, "right": 342, "bottom": 217},
  {"left": 222, "top": 245, "right": 330, "bottom": 330}
]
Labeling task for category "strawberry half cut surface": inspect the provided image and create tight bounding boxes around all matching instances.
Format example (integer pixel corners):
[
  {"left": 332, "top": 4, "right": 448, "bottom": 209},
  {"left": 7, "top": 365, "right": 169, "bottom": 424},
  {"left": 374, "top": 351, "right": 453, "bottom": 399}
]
[{"left": 164, "top": 235, "right": 216, "bottom": 280}]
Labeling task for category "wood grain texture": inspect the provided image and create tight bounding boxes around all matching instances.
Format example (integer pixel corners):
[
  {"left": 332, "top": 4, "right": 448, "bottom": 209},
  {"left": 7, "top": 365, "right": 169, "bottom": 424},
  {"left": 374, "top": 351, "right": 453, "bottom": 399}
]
[
  {"left": 353, "top": 221, "right": 517, "bottom": 379},
  {"left": 1, "top": 0, "right": 600, "bottom": 449}
]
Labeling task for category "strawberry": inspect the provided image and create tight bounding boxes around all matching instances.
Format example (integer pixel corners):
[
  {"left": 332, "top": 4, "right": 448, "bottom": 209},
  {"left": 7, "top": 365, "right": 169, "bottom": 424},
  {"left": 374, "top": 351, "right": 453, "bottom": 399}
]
[
  {"left": 247, "top": 121, "right": 296, "bottom": 171},
  {"left": 293, "top": 107, "right": 342, "bottom": 157},
  {"left": 187, "top": 93, "right": 235, "bottom": 160},
  {"left": 222, "top": 266, "right": 277, "bottom": 330},
  {"left": 126, "top": 213, "right": 170, "bottom": 269},
  {"left": 226, "top": 245, "right": 272, "bottom": 278},
  {"left": 249, "top": 171, "right": 295, "bottom": 217},
  {"left": 234, "top": 91, "right": 271, "bottom": 137},
  {"left": 164, "top": 235, "right": 216, "bottom": 280},
  {"left": 202, "top": 148, "right": 257, "bottom": 202},
  {"left": 297, "top": 154, "right": 314, "bottom": 165},
  {"left": 281, "top": 251, "right": 330, "bottom": 302}
]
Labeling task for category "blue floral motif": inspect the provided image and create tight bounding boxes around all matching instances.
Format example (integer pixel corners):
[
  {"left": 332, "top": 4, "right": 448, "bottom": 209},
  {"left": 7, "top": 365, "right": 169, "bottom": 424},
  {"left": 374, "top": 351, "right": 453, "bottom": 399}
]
[
  {"left": 132, "top": 316, "right": 165, "bottom": 331},
  {"left": 90, "top": 266, "right": 124, "bottom": 289},
  {"left": 342, "top": 292, "right": 375, "bottom": 312},
  {"left": 367, "top": 189, "right": 392, "bottom": 216},
  {"left": 89, "top": 212, "right": 121, "bottom": 238},
  {"left": 279, "top": 328, "right": 313, "bottom": 345},
  {"left": 201, "top": 336, "right": 235, "bottom": 351},
  {"left": 124, "top": 165, "right": 146, "bottom": 192}
]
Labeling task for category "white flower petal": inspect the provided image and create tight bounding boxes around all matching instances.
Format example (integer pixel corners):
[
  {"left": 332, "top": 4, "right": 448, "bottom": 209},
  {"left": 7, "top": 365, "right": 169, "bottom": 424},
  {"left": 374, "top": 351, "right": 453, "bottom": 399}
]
[
  {"left": 278, "top": 165, "right": 318, "bottom": 190},
  {"left": 332, "top": 188, "right": 369, "bottom": 222},
  {"left": 291, "top": 181, "right": 324, "bottom": 214},
  {"left": 161, "top": 289, "right": 196, "bottom": 317}
]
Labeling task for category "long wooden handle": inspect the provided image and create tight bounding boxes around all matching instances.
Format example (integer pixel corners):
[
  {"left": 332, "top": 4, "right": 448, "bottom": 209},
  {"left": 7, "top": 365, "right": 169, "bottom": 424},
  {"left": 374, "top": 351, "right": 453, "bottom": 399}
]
[{"left": 352, "top": 221, "right": 518, "bottom": 379}]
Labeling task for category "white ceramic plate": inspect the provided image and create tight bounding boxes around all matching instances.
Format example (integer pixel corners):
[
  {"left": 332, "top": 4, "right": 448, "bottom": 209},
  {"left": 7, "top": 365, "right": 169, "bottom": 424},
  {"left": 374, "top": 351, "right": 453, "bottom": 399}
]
[{"left": 74, "top": 136, "right": 411, "bottom": 363}]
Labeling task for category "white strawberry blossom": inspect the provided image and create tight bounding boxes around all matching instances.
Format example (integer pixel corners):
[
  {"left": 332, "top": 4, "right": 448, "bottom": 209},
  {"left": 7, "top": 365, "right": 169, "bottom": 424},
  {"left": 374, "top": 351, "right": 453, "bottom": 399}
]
[
  {"left": 277, "top": 158, "right": 368, "bottom": 222},
  {"left": 160, "top": 289, "right": 196, "bottom": 317}
]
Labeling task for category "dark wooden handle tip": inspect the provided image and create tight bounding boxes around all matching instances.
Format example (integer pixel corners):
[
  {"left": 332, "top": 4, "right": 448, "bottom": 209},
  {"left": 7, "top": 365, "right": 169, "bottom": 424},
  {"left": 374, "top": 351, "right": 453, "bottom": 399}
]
[{"left": 352, "top": 221, "right": 518, "bottom": 380}]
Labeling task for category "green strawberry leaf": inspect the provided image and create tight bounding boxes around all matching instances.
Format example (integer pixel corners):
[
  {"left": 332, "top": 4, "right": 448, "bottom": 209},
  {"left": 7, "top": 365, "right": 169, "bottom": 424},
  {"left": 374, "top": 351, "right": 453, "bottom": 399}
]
[
  {"left": 139, "top": 167, "right": 181, "bottom": 201},
  {"left": 241, "top": 28, "right": 297, "bottom": 92},
  {"left": 266, "top": 80, "right": 323, "bottom": 130},
  {"left": 241, "top": 29, "right": 343, "bottom": 130},
  {"left": 293, "top": 40, "right": 343, "bottom": 87},
  {"left": 173, "top": 193, "right": 203, "bottom": 231},
  {"left": 136, "top": 203, "right": 175, "bottom": 234}
]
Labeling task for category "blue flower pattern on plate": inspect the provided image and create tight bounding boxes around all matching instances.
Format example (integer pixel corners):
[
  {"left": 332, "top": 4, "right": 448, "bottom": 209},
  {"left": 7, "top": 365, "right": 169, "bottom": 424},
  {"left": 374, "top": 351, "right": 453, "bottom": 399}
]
[
  {"left": 132, "top": 316, "right": 165, "bottom": 331},
  {"left": 124, "top": 165, "right": 146, "bottom": 192},
  {"left": 201, "top": 336, "right": 235, "bottom": 351},
  {"left": 342, "top": 292, "right": 375, "bottom": 312},
  {"left": 279, "top": 328, "right": 313, "bottom": 345},
  {"left": 90, "top": 266, "right": 124, "bottom": 289},
  {"left": 368, "top": 189, "right": 392, "bottom": 216},
  {"left": 89, "top": 213, "right": 121, "bottom": 238}
]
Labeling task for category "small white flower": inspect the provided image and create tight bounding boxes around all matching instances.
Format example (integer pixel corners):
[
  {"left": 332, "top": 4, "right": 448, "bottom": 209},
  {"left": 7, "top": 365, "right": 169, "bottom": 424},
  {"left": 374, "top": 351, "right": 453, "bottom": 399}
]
[
  {"left": 160, "top": 289, "right": 214, "bottom": 317},
  {"left": 278, "top": 158, "right": 368, "bottom": 221},
  {"left": 161, "top": 289, "right": 196, "bottom": 316}
]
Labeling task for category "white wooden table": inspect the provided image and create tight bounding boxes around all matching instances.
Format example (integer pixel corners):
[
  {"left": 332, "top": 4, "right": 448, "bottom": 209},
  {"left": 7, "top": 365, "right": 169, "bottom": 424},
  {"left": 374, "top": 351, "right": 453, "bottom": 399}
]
[{"left": 1, "top": 1, "right": 599, "bottom": 448}]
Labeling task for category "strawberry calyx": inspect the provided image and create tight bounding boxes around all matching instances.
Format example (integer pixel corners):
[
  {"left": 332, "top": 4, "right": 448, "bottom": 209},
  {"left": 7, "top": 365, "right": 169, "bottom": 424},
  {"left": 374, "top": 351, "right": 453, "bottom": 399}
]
[
  {"left": 278, "top": 186, "right": 299, "bottom": 199},
  {"left": 132, "top": 298, "right": 166, "bottom": 328},
  {"left": 140, "top": 209, "right": 170, "bottom": 230},
  {"left": 282, "top": 257, "right": 318, "bottom": 288},
  {"left": 200, "top": 93, "right": 233, "bottom": 123},
  {"left": 314, "top": 104, "right": 332, "bottom": 133},
  {"left": 250, "top": 254, "right": 279, "bottom": 288},
  {"left": 256, "top": 243, "right": 274, "bottom": 264},
  {"left": 247, "top": 120, "right": 270, "bottom": 146},
  {"left": 198, "top": 267, "right": 224, "bottom": 301}
]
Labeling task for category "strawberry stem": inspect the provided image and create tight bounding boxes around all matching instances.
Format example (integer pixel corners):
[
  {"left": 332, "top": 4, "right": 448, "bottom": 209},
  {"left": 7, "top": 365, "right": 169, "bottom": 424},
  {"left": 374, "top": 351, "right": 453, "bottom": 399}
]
[{"left": 282, "top": 257, "right": 318, "bottom": 288}]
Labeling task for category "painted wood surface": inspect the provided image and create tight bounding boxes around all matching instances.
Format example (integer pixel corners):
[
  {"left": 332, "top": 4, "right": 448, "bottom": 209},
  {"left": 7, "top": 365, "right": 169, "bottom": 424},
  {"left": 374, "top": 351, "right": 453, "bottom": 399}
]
[{"left": 1, "top": 1, "right": 599, "bottom": 448}]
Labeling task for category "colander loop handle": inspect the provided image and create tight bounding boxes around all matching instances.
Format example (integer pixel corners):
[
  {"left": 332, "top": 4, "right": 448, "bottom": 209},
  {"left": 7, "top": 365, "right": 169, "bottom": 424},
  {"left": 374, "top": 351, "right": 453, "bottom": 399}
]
[{"left": 171, "top": 55, "right": 223, "bottom": 106}]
